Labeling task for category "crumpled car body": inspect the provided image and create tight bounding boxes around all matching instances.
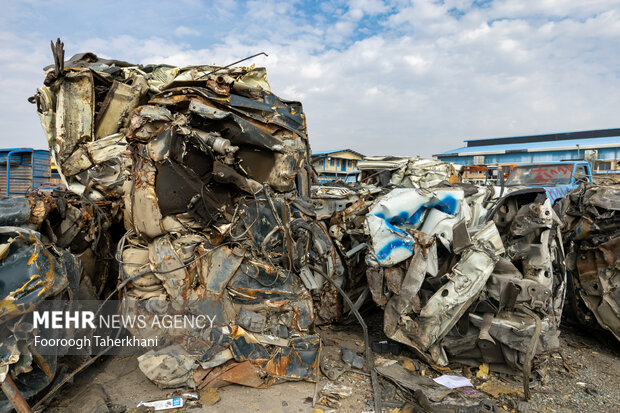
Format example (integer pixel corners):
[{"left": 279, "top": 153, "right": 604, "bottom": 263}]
[
  {"left": 363, "top": 185, "right": 565, "bottom": 380},
  {"left": 563, "top": 183, "right": 620, "bottom": 341},
  {"left": 0, "top": 194, "right": 89, "bottom": 413},
  {"left": 32, "top": 52, "right": 311, "bottom": 202},
  {"left": 366, "top": 187, "right": 487, "bottom": 266},
  {"left": 357, "top": 156, "right": 461, "bottom": 188}
]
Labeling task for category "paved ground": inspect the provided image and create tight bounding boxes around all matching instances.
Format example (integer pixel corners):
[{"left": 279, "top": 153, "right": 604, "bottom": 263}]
[{"left": 45, "top": 318, "right": 619, "bottom": 413}]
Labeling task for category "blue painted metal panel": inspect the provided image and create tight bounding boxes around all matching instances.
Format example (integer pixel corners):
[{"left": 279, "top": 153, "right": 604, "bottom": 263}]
[
  {"left": 440, "top": 147, "right": 620, "bottom": 166},
  {"left": 549, "top": 152, "right": 567, "bottom": 161},
  {"left": 442, "top": 155, "right": 473, "bottom": 164},
  {"left": 437, "top": 136, "right": 620, "bottom": 156},
  {"left": 0, "top": 148, "right": 51, "bottom": 196},
  {"left": 500, "top": 152, "right": 530, "bottom": 163},
  {"left": 598, "top": 148, "right": 616, "bottom": 160},
  {"left": 318, "top": 171, "right": 360, "bottom": 184},
  {"left": 32, "top": 150, "right": 51, "bottom": 190},
  {"left": 545, "top": 185, "right": 574, "bottom": 203},
  {"left": 531, "top": 152, "right": 554, "bottom": 162}
]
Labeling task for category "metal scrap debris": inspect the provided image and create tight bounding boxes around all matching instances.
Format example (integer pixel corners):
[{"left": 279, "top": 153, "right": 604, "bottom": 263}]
[
  {"left": 357, "top": 157, "right": 461, "bottom": 188},
  {"left": 563, "top": 182, "right": 620, "bottom": 341},
  {"left": 320, "top": 181, "right": 566, "bottom": 400},
  {"left": 0, "top": 37, "right": 609, "bottom": 412},
  {"left": 0, "top": 188, "right": 111, "bottom": 412},
  {"left": 29, "top": 40, "right": 341, "bottom": 402}
]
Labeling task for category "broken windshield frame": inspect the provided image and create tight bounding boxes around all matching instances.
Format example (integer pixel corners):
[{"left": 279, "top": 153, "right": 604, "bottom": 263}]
[{"left": 505, "top": 163, "right": 575, "bottom": 186}]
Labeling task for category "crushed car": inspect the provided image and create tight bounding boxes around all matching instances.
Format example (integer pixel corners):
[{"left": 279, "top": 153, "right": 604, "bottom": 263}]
[
  {"left": 309, "top": 176, "right": 567, "bottom": 404},
  {"left": 0, "top": 188, "right": 113, "bottom": 412},
  {"left": 562, "top": 182, "right": 620, "bottom": 341},
  {"left": 341, "top": 182, "right": 566, "bottom": 398},
  {"left": 357, "top": 156, "right": 461, "bottom": 188}
]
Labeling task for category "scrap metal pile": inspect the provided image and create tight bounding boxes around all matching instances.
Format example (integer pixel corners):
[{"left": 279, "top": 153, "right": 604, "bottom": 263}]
[
  {"left": 28, "top": 41, "right": 340, "bottom": 394},
  {"left": 0, "top": 40, "right": 616, "bottom": 411},
  {"left": 0, "top": 189, "right": 112, "bottom": 411},
  {"left": 563, "top": 183, "right": 620, "bottom": 341},
  {"left": 357, "top": 156, "right": 460, "bottom": 187}
]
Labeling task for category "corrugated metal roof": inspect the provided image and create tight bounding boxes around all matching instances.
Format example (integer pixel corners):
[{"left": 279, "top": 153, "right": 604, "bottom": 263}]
[
  {"left": 312, "top": 149, "right": 365, "bottom": 157},
  {"left": 436, "top": 136, "right": 620, "bottom": 157},
  {"left": 464, "top": 128, "right": 620, "bottom": 147}
]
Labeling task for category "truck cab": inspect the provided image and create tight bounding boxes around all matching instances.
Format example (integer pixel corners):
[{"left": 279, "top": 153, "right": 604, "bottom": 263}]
[{"left": 504, "top": 161, "right": 593, "bottom": 203}]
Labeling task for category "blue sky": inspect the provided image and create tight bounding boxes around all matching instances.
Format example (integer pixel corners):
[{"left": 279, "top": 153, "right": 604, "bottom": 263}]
[{"left": 2, "top": 0, "right": 620, "bottom": 156}]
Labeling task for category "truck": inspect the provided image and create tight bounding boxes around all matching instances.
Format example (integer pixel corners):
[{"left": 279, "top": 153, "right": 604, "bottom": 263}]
[
  {"left": 504, "top": 160, "right": 593, "bottom": 203},
  {"left": 462, "top": 164, "right": 514, "bottom": 186},
  {"left": 0, "top": 148, "right": 51, "bottom": 196}
]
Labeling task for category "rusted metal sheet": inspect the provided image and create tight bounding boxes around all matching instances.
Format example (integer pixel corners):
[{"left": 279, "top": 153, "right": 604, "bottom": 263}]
[
  {"left": 199, "top": 360, "right": 267, "bottom": 389},
  {"left": 95, "top": 77, "right": 148, "bottom": 139},
  {"left": 54, "top": 71, "right": 94, "bottom": 165},
  {"left": 563, "top": 183, "right": 620, "bottom": 341},
  {"left": 0, "top": 227, "right": 72, "bottom": 324},
  {"left": 261, "top": 335, "right": 320, "bottom": 381},
  {"left": 0, "top": 375, "right": 32, "bottom": 413},
  {"left": 0, "top": 183, "right": 115, "bottom": 412}
]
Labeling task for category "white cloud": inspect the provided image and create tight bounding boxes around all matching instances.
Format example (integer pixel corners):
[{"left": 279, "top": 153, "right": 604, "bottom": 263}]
[
  {"left": 174, "top": 26, "right": 200, "bottom": 37},
  {"left": 404, "top": 54, "right": 430, "bottom": 73},
  {"left": 2, "top": 1, "right": 620, "bottom": 157},
  {"left": 0, "top": 31, "right": 53, "bottom": 149}
]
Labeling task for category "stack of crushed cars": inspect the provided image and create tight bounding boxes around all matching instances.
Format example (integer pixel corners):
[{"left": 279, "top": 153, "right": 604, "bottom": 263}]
[
  {"left": 0, "top": 188, "right": 113, "bottom": 411},
  {"left": 562, "top": 182, "right": 620, "bottom": 341},
  {"left": 30, "top": 41, "right": 342, "bottom": 393}
]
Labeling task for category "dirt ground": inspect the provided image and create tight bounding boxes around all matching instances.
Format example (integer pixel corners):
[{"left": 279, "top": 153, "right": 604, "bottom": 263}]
[{"left": 44, "top": 316, "right": 619, "bottom": 413}]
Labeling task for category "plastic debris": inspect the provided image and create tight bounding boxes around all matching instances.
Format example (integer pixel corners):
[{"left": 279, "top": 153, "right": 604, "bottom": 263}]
[
  {"left": 433, "top": 375, "right": 474, "bottom": 389},
  {"left": 137, "top": 397, "right": 183, "bottom": 411}
]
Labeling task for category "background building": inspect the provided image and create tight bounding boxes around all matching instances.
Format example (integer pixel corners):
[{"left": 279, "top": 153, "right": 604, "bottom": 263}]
[
  {"left": 311, "top": 149, "right": 364, "bottom": 184},
  {"left": 435, "top": 128, "right": 620, "bottom": 172}
]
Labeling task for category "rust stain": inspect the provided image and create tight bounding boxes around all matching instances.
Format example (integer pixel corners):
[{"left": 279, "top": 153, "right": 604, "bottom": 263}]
[{"left": 26, "top": 250, "right": 39, "bottom": 266}]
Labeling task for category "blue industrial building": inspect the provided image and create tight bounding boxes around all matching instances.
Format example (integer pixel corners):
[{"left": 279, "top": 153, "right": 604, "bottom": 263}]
[{"left": 435, "top": 128, "right": 620, "bottom": 171}]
